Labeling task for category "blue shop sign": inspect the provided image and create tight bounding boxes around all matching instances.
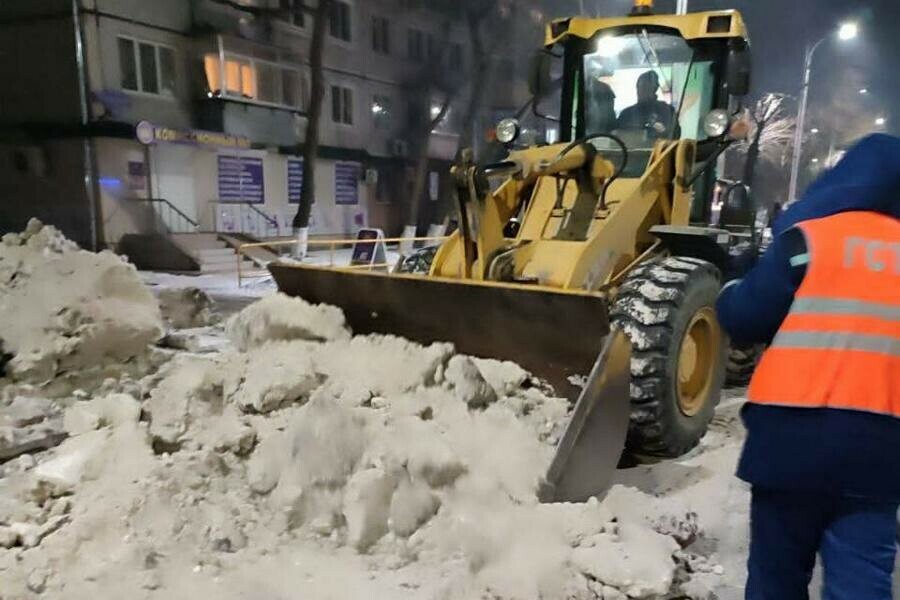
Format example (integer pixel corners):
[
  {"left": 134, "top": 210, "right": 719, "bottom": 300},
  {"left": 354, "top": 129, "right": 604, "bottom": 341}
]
[{"left": 218, "top": 155, "right": 265, "bottom": 204}]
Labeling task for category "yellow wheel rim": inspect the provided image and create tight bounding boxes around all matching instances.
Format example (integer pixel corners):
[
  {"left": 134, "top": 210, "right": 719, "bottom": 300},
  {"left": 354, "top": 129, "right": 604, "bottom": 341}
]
[{"left": 677, "top": 307, "right": 719, "bottom": 417}]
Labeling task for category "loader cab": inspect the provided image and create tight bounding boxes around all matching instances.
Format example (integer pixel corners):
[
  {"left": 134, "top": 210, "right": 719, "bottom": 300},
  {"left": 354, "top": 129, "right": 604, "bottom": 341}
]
[
  {"left": 534, "top": 12, "right": 750, "bottom": 220},
  {"left": 563, "top": 29, "right": 726, "bottom": 170}
]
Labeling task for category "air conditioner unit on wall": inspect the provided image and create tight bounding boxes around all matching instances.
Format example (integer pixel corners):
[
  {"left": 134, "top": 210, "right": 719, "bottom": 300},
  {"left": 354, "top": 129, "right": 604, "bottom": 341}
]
[{"left": 390, "top": 139, "right": 409, "bottom": 157}]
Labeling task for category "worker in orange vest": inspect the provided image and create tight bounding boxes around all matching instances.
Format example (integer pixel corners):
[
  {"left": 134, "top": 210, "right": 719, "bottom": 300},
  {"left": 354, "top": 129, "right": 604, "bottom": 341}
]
[{"left": 716, "top": 134, "right": 899, "bottom": 600}]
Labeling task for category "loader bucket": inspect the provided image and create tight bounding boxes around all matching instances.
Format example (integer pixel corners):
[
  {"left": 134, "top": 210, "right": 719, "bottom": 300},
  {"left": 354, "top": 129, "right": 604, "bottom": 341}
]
[
  {"left": 539, "top": 329, "right": 631, "bottom": 503},
  {"left": 269, "top": 263, "right": 613, "bottom": 397},
  {"left": 268, "top": 263, "right": 632, "bottom": 500}
]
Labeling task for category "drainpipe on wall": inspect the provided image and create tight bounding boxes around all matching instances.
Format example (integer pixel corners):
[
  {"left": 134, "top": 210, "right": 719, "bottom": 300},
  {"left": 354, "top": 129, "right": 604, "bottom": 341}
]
[{"left": 72, "top": 0, "right": 101, "bottom": 250}]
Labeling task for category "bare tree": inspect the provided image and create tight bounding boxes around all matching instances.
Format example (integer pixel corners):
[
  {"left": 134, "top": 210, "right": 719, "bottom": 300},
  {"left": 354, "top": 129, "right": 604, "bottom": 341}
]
[
  {"left": 399, "top": 9, "right": 461, "bottom": 235},
  {"left": 732, "top": 93, "right": 795, "bottom": 187},
  {"left": 402, "top": 0, "right": 527, "bottom": 236},
  {"left": 406, "top": 96, "right": 455, "bottom": 231},
  {"left": 454, "top": 1, "right": 500, "bottom": 153},
  {"left": 209, "top": 0, "right": 330, "bottom": 258},
  {"left": 292, "top": 0, "right": 332, "bottom": 257}
]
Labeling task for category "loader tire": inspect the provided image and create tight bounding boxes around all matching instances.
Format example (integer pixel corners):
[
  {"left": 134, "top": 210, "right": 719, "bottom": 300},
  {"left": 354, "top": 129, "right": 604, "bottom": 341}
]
[
  {"left": 725, "top": 344, "right": 763, "bottom": 387},
  {"left": 611, "top": 257, "right": 727, "bottom": 458}
]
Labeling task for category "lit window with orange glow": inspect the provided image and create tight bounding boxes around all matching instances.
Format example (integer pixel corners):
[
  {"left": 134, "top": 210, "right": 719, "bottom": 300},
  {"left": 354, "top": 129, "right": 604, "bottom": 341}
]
[
  {"left": 203, "top": 54, "right": 259, "bottom": 101},
  {"left": 240, "top": 63, "right": 256, "bottom": 98},
  {"left": 225, "top": 60, "right": 242, "bottom": 95},
  {"left": 204, "top": 54, "right": 221, "bottom": 94}
]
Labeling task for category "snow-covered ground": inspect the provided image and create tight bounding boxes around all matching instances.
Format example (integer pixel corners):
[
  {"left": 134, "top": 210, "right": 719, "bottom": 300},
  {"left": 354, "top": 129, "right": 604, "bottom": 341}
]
[
  {"left": 4, "top": 224, "right": 895, "bottom": 599},
  {"left": 613, "top": 391, "right": 751, "bottom": 599},
  {"left": 144, "top": 268, "right": 899, "bottom": 600},
  {"left": 143, "top": 268, "right": 757, "bottom": 595},
  {"left": 141, "top": 247, "right": 402, "bottom": 315}
]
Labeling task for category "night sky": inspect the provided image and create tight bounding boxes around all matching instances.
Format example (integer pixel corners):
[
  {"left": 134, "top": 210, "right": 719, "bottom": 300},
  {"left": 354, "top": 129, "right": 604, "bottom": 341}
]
[{"left": 546, "top": 0, "right": 900, "bottom": 135}]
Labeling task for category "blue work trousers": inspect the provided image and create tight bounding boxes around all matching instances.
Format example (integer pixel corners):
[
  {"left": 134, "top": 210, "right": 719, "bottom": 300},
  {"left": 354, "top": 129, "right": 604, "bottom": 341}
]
[{"left": 747, "top": 487, "right": 898, "bottom": 600}]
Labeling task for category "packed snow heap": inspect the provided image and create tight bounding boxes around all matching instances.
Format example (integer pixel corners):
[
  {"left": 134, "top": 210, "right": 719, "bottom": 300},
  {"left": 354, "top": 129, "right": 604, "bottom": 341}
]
[{"left": 0, "top": 221, "right": 723, "bottom": 599}]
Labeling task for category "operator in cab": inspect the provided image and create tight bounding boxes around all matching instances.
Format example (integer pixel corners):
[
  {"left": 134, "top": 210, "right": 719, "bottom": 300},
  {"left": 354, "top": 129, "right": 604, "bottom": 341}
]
[
  {"left": 616, "top": 70, "right": 676, "bottom": 138},
  {"left": 585, "top": 74, "right": 617, "bottom": 135}
]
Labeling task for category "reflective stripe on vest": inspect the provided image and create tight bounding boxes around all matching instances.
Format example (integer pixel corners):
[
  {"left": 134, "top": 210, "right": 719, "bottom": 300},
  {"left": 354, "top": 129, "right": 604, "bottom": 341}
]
[
  {"left": 748, "top": 211, "right": 900, "bottom": 418},
  {"left": 772, "top": 330, "right": 900, "bottom": 355}
]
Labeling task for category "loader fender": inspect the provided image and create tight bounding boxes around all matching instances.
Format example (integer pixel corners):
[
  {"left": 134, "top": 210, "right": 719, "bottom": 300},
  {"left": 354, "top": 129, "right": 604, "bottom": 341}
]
[{"left": 649, "top": 225, "right": 732, "bottom": 274}]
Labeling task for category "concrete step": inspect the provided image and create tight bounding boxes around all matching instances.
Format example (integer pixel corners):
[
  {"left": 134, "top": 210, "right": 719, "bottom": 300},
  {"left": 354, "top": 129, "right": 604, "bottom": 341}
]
[
  {"left": 170, "top": 233, "right": 224, "bottom": 250},
  {"left": 199, "top": 260, "right": 256, "bottom": 274},
  {"left": 194, "top": 248, "right": 237, "bottom": 260},
  {"left": 195, "top": 254, "right": 240, "bottom": 266}
]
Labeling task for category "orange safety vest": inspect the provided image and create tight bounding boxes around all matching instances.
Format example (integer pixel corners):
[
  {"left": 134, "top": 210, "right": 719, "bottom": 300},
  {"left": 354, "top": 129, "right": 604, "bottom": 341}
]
[{"left": 748, "top": 211, "right": 900, "bottom": 418}]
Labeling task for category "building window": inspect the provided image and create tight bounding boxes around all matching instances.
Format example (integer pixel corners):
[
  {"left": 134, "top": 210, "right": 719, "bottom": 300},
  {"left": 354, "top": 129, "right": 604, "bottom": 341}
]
[
  {"left": 431, "top": 99, "right": 455, "bottom": 133},
  {"left": 224, "top": 57, "right": 255, "bottom": 97},
  {"left": 282, "top": 69, "right": 303, "bottom": 108},
  {"left": 372, "top": 95, "right": 392, "bottom": 130},
  {"left": 118, "top": 37, "right": 176, "bottom": 96},
  {"left": 449, "top": 42, "right": 463, "bottom": 69},
  {"left": 372, "top": 16, "right": 390, "bottom": 55},
  {"left": 279, "top": 0, "right": 305, "bottom": 27},
  {"left": 496, "top": 58, "right": 515, "bottom": 82},
  {"left": 331, "top": 85, "right": 353, "bottom": 125},
  {"left": 204, "top": 54, "right": 305, "bottom": 109},
  {"left": 407, "top": 28, "right": 425, "bottom": 62},
  {"left": 329, "top": 1, "right": 352, "bottom": 42},
  {"left": 426, "top": 34, "right": 439, "bottom": 62},
  {"left": 119, "top": 38, "right": 138, "bottom": 90},
  {"left": 256, "top": 62, "right": 279, "bottom": 104}
]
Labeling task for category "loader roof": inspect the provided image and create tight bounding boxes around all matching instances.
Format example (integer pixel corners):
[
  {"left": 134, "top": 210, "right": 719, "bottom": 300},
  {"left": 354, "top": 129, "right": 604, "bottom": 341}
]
[{"left": 545, "top": 10, "right": 748, "bottom": 47}]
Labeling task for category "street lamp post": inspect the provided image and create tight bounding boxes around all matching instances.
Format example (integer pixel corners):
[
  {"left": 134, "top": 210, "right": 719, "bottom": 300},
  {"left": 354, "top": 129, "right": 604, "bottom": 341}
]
[{"left": 787, "top": 22, "right": 858, "bottom": 204}]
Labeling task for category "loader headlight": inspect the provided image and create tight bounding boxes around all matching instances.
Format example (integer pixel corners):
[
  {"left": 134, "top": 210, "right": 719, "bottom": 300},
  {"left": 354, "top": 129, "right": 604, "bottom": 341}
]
[
  {"left": 703, "top": 109, "right": 730, "bottom": 138},
  {"left": 496, "top": 118, "right": 521, "bottom": 144}
]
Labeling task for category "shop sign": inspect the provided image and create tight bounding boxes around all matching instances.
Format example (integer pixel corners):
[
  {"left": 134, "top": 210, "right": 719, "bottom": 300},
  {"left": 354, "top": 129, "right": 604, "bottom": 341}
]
[
  {"left": 127, "top": 160, "right": 146, "bottom": 191},
  {"left": 218, "top": 155, "right": 264, "bottom": 204},
  {"left": 287, "top": 158, "right": 304, "bottom": 204},
  {"left": 136, "top": 120, "right": 251, "bottom": 149},
  {"left": 334, "top": 161, "right": 360, "bottom": 206}
]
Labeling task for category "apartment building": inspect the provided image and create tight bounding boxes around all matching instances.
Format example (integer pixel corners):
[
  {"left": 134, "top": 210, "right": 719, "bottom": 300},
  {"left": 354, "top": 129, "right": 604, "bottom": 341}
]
[{"left": 0, "top": 0, "right": 537, "bottom": 251}]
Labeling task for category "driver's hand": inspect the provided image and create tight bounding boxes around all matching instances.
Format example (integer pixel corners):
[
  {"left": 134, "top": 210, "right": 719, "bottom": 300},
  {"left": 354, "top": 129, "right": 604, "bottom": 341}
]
[{"left": 729, "top": 117, "right": 752, "bottom": 141}]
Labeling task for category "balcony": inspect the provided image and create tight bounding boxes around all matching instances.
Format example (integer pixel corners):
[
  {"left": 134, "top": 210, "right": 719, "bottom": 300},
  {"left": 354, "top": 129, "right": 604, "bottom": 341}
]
[
  {"left": 196, "top": 99, "right": 300, "bottom": 147},
  {"left": 194, "top": 33, "right": 308, "bottom": 146}
]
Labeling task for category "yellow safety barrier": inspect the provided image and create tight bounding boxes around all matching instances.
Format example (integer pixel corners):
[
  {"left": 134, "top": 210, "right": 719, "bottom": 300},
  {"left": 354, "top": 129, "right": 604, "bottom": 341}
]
[{"left": 236, "top": 235, "right": 449, "bottom": 287}]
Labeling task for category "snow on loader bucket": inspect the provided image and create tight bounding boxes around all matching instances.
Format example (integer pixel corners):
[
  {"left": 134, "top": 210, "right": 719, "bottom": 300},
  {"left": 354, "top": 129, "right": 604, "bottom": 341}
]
[{"left": 268, "top": 262, "right": 631, "bottom": 503}]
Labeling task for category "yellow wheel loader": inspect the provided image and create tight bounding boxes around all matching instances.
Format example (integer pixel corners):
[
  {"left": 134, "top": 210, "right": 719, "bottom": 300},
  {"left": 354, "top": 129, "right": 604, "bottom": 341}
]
[{"left": 270, "top": 2, "right": 756, "bottom": 502}]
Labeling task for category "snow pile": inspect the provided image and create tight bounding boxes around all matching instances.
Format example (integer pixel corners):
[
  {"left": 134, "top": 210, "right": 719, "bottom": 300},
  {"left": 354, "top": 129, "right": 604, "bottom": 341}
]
[
  {"left": 0, "top": 219, "right": 163, "bottom": 389},
  {"left": 225, "top": 292, "right": 349, "bottom": 350},
  {"left": 0, "top": 229, "right": 727, "bottom": 599},
  {"left": 157, "top": 287, "right": 219, "bottom": 330}
]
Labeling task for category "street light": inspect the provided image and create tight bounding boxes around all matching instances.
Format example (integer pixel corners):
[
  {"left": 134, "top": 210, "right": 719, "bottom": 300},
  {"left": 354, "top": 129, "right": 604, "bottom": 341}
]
[
  {"left": 810, "top": 128, "right": 820, "bottom": 134},
  {"left": 859, "top": 88, "right": 868, "bottom": 95},
  {"left": 838, "top": 22, "right": 859, "bottom": 41},
  {"left": 875, "top": 117, "right": 887, "bottom": 126},
  {"left": 787, "top": 21, "right": 859, "bottom": 204}
]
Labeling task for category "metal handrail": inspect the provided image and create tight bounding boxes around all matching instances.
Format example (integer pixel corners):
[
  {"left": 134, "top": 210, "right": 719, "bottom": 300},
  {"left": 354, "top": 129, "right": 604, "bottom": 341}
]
[
  {"left": 137, "top": 198, "right": 199, "bottom": 234},
  {"left": 245, "top": 203, "right": 278, "bottom": 227},
  {"left": 210, "top": 200, "right": 279, "bottom": 236},
  {"left": 157, "top": 199, "right": 198, "bottom": 227},
  {"left": 236, "top": 235, "right": 450, "bottom": 287}
]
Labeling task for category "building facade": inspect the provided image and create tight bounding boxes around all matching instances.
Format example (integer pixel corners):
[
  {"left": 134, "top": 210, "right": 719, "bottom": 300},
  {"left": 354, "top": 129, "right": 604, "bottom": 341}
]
[{"left": 0, "top": 0, "right": 538, "bottom": 250}]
